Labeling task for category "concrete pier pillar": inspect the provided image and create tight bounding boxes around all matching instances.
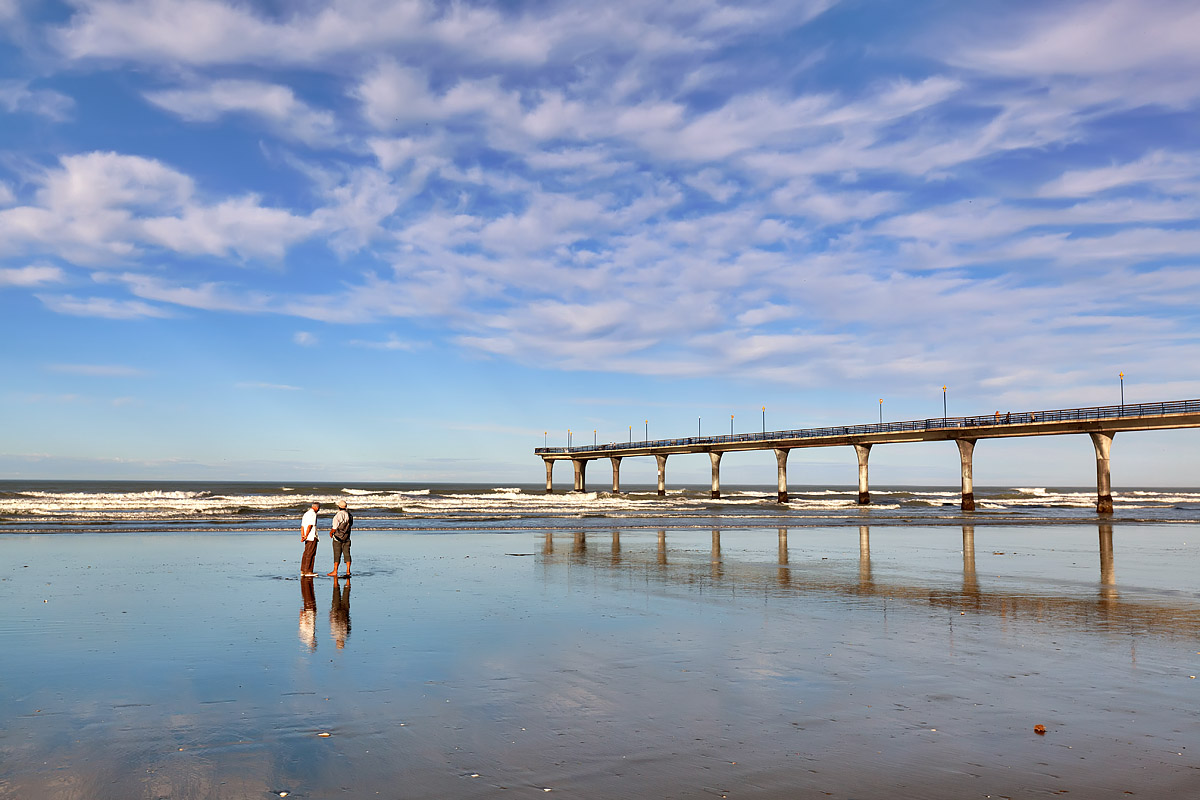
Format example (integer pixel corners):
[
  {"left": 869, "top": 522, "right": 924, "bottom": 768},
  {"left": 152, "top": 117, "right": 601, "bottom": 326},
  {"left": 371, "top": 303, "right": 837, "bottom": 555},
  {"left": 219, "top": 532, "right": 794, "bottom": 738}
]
[
  {"left": 774, "top": 448, "right": 789, "bottom": 503},
  {"left": 610, "top": 456, "right": 622, "bottom": 494},
  {"left": 1090, "top": 432, "right": 1115, "bottom": 514},
  {"left": 854, "top": 443, "right": 872, "bottom": 504},
  {"left": 572, "top": 459, "right": 587, "bottom": 492},
  {"left": 709, "top": 451, "right": 722, "bottom": 499},
  {"left": 956, "top": 439, "right": 977, "bottom": 511},
  {"left": 655, "top": 454, "right": 668, "bottom": 497},
  {"left": 544, "top": 459, "right": 554, "bottom": 494}
]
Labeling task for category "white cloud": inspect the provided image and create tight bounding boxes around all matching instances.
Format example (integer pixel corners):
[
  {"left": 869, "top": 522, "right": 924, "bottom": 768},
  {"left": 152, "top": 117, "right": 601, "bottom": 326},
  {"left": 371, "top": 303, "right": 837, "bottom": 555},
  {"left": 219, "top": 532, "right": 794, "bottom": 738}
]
[
  {"left": 45, "top": 363, "right": 145, "bottom": 376},
  {"left": 37, "top": 294, "right": 172, "bottom": 319},
  {"left": 1038, "top": 151, "right": 1200, "bottom": 197},
  {"left": 0, "top": 80, "right": 74, "bottom": 121},
  {"left": 0, "top": 152, "right": 317, "bottom": 264},
  {"left": 350, "top": 334, "right": 420, "bottom": 350},
  {"left": 235, "top": 381, "right": 301, "bottom": 391},
  {"left": 144, "top": 79, "right": 339, "bottom": 146},
  {"left": 0, "top": 264, "right": 64, "bottom": 287},
  {"left": 293, "top": 331, "right": 317, "bottom": 346}
]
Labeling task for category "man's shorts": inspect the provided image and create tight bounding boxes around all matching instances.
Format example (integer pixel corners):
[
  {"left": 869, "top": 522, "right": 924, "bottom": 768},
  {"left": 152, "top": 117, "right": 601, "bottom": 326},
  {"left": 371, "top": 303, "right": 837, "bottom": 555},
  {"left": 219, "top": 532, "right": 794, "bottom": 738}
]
[{"left": 332, "top": 538, "right": 351, "bottom": 563}]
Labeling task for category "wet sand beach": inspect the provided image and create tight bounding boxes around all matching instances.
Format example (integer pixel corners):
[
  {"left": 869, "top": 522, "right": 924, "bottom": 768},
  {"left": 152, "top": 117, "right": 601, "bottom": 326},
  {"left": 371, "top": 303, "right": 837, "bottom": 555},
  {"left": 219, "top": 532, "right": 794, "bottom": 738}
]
[{"left": 3, "top": 524, "right": 1200, "bottom": 798}]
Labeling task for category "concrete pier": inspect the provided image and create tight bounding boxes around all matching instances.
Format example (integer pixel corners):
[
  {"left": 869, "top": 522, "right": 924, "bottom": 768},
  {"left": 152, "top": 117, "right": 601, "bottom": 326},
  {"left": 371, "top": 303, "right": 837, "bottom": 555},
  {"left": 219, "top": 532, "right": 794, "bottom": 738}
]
[
  {"left": 610, "top": 456, "right": 622, "bottom": 493},
  {"left": 854, "top": 444, "right": 871, "bottom": 504},
  {"left": 1090, "top": 432, "right": 1115, "bottom": 513},
  {"left": 709, "top": 452, "right": 723, "bottom": 498},
  {"left": 956, "top": 439, "right": 976, "bottom": 511},
  {"left": 774, "top": 448, "right": 789, "bottom": 503},
  {"left": 536, "top": 398, "right": 1200, "bottom": 513}
]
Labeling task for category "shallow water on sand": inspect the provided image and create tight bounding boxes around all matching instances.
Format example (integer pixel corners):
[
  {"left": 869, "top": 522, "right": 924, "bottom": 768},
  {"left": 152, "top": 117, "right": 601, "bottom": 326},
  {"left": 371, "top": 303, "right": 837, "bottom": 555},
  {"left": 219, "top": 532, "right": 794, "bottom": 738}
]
[{"left": 2, "top": 524, "right": 1200, "bottom": 798}]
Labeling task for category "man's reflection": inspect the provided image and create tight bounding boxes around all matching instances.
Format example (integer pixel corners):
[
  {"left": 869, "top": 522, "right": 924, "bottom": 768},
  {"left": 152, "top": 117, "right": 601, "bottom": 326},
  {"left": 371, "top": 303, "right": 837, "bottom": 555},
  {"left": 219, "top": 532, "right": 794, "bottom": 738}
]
[
  {"left": 299, "top": 576, "right": 317, "bottom": 652},
  {"left": 330, "top": 577, "right": 351, "bottom": 649}
]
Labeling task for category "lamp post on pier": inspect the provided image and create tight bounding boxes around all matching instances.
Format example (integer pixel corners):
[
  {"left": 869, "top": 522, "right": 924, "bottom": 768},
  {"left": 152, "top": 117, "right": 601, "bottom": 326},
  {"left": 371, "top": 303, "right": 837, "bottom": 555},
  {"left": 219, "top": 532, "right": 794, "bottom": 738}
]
[
  {"left": 698, "top": 417, "right": 701, "bottom": 437},
  {"left": 628, "top": 425, "right": 632, "bottom": 443},
  {"left": 879, "top": 398, "right": 883, "bottom": 424},
  {"left": 645, "top": 419, "right": 648, "bottom": 439},
  {"left": 943, "top": 386, "right": 947, "bottom": 420},
  {"left": 544, "top": 431, "right": 547, "bottom": 447},
  {"left": 593, "top": 429, "right": 596, "bottom": 446},
  {"left": 730, "top": 414, "right": 734, "bottom": 436},
  {"left": 567, "top": 429, "right": 572, "bottom": 448},
  {"left": 1119, "top": 372, "right": 1125, "bottom": 409},
  {"left": 762, "top": 406, "right": 766, "bottom": 434}
]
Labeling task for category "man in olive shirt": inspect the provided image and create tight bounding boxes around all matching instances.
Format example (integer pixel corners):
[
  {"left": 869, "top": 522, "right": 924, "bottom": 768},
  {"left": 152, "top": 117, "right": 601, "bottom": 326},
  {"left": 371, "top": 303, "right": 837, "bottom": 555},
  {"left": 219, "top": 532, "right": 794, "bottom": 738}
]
[{"left": 327, "top": 499, "right": 353, "bottom": 577}]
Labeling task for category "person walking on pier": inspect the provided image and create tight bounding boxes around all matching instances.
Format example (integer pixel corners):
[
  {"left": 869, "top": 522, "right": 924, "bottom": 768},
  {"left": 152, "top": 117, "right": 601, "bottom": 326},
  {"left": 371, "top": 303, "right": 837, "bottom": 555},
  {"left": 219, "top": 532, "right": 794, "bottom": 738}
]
[
  {"left": 300, "top": 501, "right": 320, "bottom": 576},
  {"left": 327, "top": 499, "right": 353, "bottom": 578}
]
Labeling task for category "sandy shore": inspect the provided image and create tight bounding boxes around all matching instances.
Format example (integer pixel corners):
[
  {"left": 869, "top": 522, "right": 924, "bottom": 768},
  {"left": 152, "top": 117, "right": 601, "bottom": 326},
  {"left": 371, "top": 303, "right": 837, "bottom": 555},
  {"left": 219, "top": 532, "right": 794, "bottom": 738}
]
[{"left": 3, "top": 525, "right": 1199, "bottom": 798}]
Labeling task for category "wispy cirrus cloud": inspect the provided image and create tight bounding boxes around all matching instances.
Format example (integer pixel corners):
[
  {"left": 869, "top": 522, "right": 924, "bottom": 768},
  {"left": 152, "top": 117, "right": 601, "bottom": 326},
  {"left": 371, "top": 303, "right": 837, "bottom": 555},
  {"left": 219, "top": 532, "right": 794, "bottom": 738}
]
[{"left": 45, "top": 363, "right": 145, "bottom": 377}]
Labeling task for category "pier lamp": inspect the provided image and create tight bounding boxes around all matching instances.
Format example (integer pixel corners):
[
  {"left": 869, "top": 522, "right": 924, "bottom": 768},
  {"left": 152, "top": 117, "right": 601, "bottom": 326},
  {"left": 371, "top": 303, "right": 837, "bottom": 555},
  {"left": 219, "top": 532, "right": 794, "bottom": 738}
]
[
  {"left": 593, "top": 429, "right": 597, "bottom": 446},
  {"left": 879, "top": 398, "right": 883, "bottom": 424},
  {"left": 645, "top": 419, "right": 648, "bottom": 439},
  {"left": 698, "top": 417, "right": 701, "bottom": 437},
  {"left": 544, "top": 431, "right": 547, "bottom": 447},
  {"left": 730, "top": 414, "right": 734, "bottom": 436},
  {"left": 568, "top": 429, "right": 571, "bottom": 448},
  {"left": 762, "top": 406, "right": 765, "bottom": 434},
  {"left": 629, "top": 425, "right": 632, "bottom": 443},
  {"left": 1119, "top": 372, "right": 1124, "bottom": 408},
  {"left": 943, "top": 386, "right": 947, "bottom": 419}
]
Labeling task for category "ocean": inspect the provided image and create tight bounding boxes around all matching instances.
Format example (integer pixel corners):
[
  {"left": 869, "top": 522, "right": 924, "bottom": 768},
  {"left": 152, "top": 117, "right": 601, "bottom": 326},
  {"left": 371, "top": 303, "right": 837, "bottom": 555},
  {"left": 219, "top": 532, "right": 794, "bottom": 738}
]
[{"left": 3, "top": 480, "right": 1200, "bottom": 533}]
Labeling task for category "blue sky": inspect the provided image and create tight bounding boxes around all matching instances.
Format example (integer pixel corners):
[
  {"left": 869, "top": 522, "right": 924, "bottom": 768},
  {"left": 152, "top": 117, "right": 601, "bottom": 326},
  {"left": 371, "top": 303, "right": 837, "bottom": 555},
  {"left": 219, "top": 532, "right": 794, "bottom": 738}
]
[{"left": 2, "top": 0, "right": 1200, "bottom": 486}]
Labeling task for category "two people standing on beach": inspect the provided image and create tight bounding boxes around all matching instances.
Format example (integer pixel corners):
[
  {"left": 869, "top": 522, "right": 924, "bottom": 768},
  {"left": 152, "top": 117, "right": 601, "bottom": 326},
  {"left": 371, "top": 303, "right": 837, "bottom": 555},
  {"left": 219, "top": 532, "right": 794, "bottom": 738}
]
[{"left": 299, "top": 499, "right": 354, "bottom": 577}]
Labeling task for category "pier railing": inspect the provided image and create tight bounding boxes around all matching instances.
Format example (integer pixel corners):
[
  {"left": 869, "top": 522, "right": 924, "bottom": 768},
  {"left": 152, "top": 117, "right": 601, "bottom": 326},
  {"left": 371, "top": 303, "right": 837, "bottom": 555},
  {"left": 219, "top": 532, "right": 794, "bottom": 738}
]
[{"left": 534, "top": 399, "right": 1200, "bottom": 455}]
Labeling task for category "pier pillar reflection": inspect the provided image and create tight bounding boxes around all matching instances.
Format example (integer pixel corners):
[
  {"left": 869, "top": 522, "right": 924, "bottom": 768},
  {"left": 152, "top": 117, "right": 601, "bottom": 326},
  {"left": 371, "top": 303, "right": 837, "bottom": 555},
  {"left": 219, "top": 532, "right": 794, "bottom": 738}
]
[
  {"left": 544, "top": 459, "right": 554, "bottom": 494},
  {"left": 711, "top": 529, "right": 723, "bottom": 580},
  {"left": 611, "top": 529, "right": 621, "bottom": 565},
  {"left": 858, "top": 526, "right": 872, "bottom": 585},
  {"left": 1099, "top": 522, "right": 1117, "bottom": 600},
  {"left": 854, "top": 444, "right": 872, "bottom": 504},
  {"left": 542, "top": 531, "right": 553, "bottom": 555},
  {"left": 778, "top": 528, "right": 789, "bottom": 586},
  {"left": 709, "top": 452, "right": 722, "bottom": 499},
  {"left": 657, "top": 529, "right": 667, "bottom": 566},
  {"left": 572, "top": 530, "right": 587, "bottom": 557},
  {"left": 655, "top": 454, "right": 668, "bottom": 497},
  {"left": 962, "top": 525, "right": 978, "bottom": 596},
  {"left": 774, "top": 448, "right": 790, "bottom": 503},
  {"left": 1090, "top": 431, "right": 1115, "bottom": 514},
  {"left": 956, "top": 439, "right": 977, "bottom": 511},
  {"left": 572, "top": 459, "right": 587, "bottom": 492},
  {"left": 610, "top": 456, "right": 622, "bottom": 494}
]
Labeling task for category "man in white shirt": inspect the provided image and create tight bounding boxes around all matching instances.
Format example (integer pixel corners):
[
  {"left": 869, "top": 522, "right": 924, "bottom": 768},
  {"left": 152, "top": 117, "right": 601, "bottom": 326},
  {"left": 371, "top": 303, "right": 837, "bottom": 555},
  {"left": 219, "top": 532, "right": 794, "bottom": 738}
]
[{"left": 300, "top": 502, "right": 320, "bottom": 576}]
